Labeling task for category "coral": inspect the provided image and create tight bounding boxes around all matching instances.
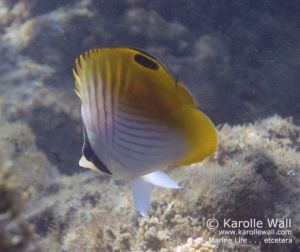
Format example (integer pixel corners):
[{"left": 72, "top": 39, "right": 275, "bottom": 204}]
[
  {"left": 0, "top": 121, "right": 59, "bottom": 192},
  {"left": 1, "top": 96, "right": 299, "bottom": 252},
  {"left": 16, "top": 116, "right": 297, "bottom": 252},
  {"left": 174, "top": 237, "right": 216, "bottom": 252},
  {"left": 62, "top": 210, "right": 114, "bottom": 251},
  {"left": 186, "top": 116, "right": 300, "bottom": 251},
  {"left": 0, "top": 151, "right": 40, "bottom": 252}
]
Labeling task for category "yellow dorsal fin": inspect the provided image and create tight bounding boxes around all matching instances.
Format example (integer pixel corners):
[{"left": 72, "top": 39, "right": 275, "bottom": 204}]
[
  {"left": 176, "top": 82, "right": 197, "bottom": 106},
  {"left": 73, "top": 47, "right": 178, "bottom": 94}
]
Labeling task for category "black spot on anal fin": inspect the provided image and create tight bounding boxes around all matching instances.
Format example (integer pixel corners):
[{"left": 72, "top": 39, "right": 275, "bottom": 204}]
[
  {"left": 134, "top": 54, "right": 159, "bottom": 70},
  {"left": 82, "top": 124, "right": 112, "bottom": 175}
]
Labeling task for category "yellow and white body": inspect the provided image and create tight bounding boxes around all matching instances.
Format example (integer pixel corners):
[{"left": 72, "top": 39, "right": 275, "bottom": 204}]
[{"left": 73, "top": 47, "right": 217, "bottom": 216}]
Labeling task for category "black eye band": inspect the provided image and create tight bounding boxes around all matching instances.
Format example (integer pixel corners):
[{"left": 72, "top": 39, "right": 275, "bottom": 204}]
[{"left": 134, "top": 54, "right": 159, "bottom": 71}]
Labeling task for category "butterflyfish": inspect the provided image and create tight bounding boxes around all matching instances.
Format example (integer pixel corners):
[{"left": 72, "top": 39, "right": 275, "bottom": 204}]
[{"left": 73, "top": 47, "right": 217, "bottom": 216}]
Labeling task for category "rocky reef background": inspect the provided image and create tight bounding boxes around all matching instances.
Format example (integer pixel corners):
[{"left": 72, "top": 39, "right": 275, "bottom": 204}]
[{"left": 0, "top": 0, "right": 300, "bottom": 251}]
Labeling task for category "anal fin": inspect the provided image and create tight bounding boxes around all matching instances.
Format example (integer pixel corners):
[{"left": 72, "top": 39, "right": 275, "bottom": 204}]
[
  {"left": 130, "top": 179, "right": 152, "bottom": 217},
  {"left": 131, "top": 171, "right": 182, "bottom": 216},
  {"left": 142, "top": 171, "right": 182, "bottom": 188}
]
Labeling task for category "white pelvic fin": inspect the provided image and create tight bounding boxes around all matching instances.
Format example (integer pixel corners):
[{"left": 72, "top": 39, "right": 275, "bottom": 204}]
[
  {"left": 130, "top": 179, "right": 153, "bottom": 217},
  {"left": 142, "top": 171, "right": 182, "bottom": 189},
  {"left": 131, "top": 171, "right": 182, "bottom": 216},
  {"left": 79, "top": 155, "right": 98, "bottom": 171}
]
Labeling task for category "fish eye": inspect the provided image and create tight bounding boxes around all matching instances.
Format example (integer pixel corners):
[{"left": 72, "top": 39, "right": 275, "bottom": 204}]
[{"left": 134, "top": 54, "right": 159, "bottom": 71}]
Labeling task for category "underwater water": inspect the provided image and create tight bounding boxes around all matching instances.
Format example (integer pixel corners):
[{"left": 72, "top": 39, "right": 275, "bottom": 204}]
[{"left": 0, "top": 0, "right": 300, "bottom": 251}]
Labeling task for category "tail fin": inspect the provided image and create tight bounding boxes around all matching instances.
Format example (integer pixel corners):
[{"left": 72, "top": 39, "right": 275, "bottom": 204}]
[{"left": 130, "top": 171, "right": 182, "bottom": 216}]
